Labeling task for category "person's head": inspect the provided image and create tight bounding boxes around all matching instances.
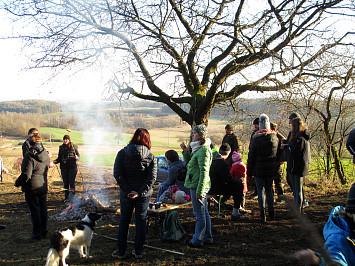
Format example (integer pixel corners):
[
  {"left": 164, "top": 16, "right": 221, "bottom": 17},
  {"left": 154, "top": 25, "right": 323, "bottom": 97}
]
[
  {"left": 232, "top": 151, "right": 242, "bottom": 164},
  {"left": 219, "top": 143, "right": 231, "bottom": 159},
  {"left": 270, "top": 122, "right": 278, "bottom": 131},
  {"left": 290, "top": 117, "right": 306, "bottom": 139},
  {"left": 29, "top": 133, "right": 42, "bottom": 144},
  {"left": 130, "top": 128, "right": 151, "bottom": 149},
  {"left": 173, "top": 190, "right": 188, "bottom": 204},
  {"left": 225, "top": 124, "right": 234, "bottom": 135},
  {"left": 253, "top": 118, "right": 259, "bottom": 130},
  {"left": 28, "top": 128, "right": 38, "bottom": 136},
  {"left": 63, "top": 135, "right": 71, "bottom": 145},
  {"left": 289, "top": 112, "right": 301, "bottom": 124},
  {"left": 165, "top": 150, "right": 180, "bottom": 165},
  {"left": 259, "top": 114, "right": 270, "bottom": 130},
  {"left": 192, "top": 125, "right": 208, "bottom": 144}
]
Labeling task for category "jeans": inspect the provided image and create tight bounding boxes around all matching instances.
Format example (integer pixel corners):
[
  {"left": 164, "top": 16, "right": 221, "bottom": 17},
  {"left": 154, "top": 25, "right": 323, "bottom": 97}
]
[
  {"left": 255, "top": 176, "right": 274, "bottom": 214},
  {"left": 290, "top": 174, "right": 304, "bottom": 212},
  {"left": 61, "top": 167, "right": 77, "bottom": 200},
  {"left": 190, "top": 189, "right": 213, "bottom": 245},
  {"left": 117, "top": 191, "right": 150, "bottom": 255},
  {"left": 25, "top": 191, "right": 48, "bottom": 239}
]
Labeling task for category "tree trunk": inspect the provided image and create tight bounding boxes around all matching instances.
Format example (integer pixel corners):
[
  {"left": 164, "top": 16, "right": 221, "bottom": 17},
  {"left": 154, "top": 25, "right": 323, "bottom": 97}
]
[{"left": 330, "top": 144, "right": 346, "bottom": 184}]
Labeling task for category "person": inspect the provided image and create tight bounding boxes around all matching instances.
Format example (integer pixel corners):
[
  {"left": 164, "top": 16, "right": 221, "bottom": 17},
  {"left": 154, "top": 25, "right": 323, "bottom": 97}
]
[
  {"left": 0, "top": 155, "right": 9, "bottom": 183},
  {"left": 154, "top": 149, "right": 188, "bottom": 203},
  {"left": 346, "top": 128, "right": 355, "bottom": 164},
  {"left": 53, "top": 135, "right": 80, "bottom": 202},
  {"left": 247, "top": 114, "right": 278, "bottom": 222},
  {"left": 180, "top": 124, "right": 213, "bottom": 248},
  {"left": 14, "top": 133, "right": 50, "bottom": 240},
  {"left": 283, "top": 117, "right": 310, "bottom": 213},
  {"left": 284, "top": 112, "right": 310, "bottom": 209},
  {"left": 295, "top": 183, "right": 355, "bottom": 266},
  {"left": 112, "top": 128, "right": 156, "bottom": 259},
  {"left": 0, "top": 155, "right": 9, "bottom": 229},
  {"left": 209, "top": 144, "right": 249, "bottom": 221},
  {"left": 270, "top": 122, "right": 286, "bottom": 201},
  {"left": 22, "top": 128, "right": 39, "bottom": 157},
  {"left": 248, "top": 117, "right": 259, "bottom": 199},
  {"left": 158, "top": 185, "right": 190, "bottom": 204},
  {"left": 221, "top": 124, "right": 241, "bottom": 169},
  {"left": 230, "top": 151, "right": 249, "bottom": 212}
]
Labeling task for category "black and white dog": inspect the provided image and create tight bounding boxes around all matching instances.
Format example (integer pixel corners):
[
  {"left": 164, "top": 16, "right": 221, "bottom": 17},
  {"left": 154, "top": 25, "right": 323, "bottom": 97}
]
[{"left": 45, "top": 212, "right": 102, "bottom": 266}]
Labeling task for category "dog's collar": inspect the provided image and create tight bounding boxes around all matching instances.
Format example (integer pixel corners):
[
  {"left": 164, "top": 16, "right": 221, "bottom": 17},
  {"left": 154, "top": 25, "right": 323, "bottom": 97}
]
[{"left": 79, "top": 221, "right": 95, "bottom": 230}]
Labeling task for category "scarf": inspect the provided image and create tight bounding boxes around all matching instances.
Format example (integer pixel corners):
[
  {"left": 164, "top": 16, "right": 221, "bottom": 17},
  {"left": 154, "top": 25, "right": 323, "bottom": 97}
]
[{"left": 190, "top": 138, "right": 211, "bottom": 154}]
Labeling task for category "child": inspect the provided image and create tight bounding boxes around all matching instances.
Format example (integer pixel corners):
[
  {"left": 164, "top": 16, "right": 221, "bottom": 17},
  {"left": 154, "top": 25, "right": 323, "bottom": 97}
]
[
  {"left": 230, "top": 152, "right": 248, "bottom": 210},
  {"left": 158, "top": 185, "right": 190, "bottom": 204}
]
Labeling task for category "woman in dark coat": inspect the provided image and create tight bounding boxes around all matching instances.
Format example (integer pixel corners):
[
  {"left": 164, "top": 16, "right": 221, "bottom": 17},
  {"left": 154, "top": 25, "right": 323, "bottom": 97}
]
[
  {"left": 53, "top": 135, "right": 79, "bottom": 202},
  {"left": 247, "top": 114, "right": 278, "bottom": 222},
  {"left": 285, "top": 117, "right": 310, "bottom": 213},
  {"left": 15, "top": 133, "right": 50, "bottom": 240},
  {"left": 112, "top": 128, "right": 157, "bottom": 259}
]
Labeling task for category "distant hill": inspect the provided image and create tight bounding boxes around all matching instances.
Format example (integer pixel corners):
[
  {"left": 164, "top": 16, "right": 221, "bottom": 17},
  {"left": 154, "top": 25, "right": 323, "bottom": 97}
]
[{"left": 0, "top": 100, "right": 61, "bottom": 114}]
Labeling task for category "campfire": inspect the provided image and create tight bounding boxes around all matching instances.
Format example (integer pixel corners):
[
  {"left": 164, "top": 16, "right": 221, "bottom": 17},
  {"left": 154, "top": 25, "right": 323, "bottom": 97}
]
[{"left": 52, "top": 194, "right": 118, "bottom": 221}]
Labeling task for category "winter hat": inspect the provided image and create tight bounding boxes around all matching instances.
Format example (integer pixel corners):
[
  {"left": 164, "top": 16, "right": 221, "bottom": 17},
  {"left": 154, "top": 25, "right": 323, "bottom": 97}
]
[
  {"left": 192, "top": 125, "right": 208, "bottom": 138},
  {"left": 219, "top": 143, "right": 231, "bottom": 156},
  {"left": 253, "top": 118, "right": 259, "bottom": 125},
  {"left": 225, "top": 124, "right": 234, "bottom": 131},
  {"left": 289, "top": 112, "right": 301, "bottom": 120},
  {"left": 259, "top": 114, "right": 270, "bottom": 130},
  {"left": 63, "top": 135, "right": 71, "bottom": 141},
  {"left": 232, "top": 151, "right": 242, "bottom": 163},
  {"left": 174, "top": 190, "right": 187, "bottom": 204},
  {"left": 345, "top": 183, "right": 355, "bottom": 214}
]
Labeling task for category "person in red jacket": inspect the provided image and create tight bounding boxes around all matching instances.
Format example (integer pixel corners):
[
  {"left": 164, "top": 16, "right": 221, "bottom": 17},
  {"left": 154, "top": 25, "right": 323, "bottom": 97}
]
[{"left": 230, "top": 151, "right": 249, "bottom": 212}]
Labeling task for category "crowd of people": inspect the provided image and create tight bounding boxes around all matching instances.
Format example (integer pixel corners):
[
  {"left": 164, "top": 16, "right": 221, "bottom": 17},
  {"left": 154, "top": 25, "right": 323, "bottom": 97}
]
[{"left": 0, "top": 114, "right": 354, "bottom": 264}]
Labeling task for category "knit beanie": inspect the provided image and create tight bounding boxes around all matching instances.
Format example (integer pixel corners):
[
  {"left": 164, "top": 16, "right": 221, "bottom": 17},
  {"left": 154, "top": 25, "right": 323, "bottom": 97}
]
[
  {"left": 232, "top": 151, "right": 242, "bottom": 163},
  {"left": 192, "top": 125, "right": 208, "bottom": 138},
  {"left": 345, "top": 183, "right": 355, "bottom": 214},
  {"left": 225, "top": 124, "right": 234, "bottom": 131},
  {"left": 289, "top": 112, "right": 301, "bottom": 120},
  {"left": 219, "top": 143, "right": 231, "bottom": 156},
  {"left": 259, "top": 114, "right": 270, "bottom": 130},
  {"left": 253, "top": 118, "right": 259, "bottom": 125},
  {"left": 174, "top": 190, "right": 187, "bottom": 204}
]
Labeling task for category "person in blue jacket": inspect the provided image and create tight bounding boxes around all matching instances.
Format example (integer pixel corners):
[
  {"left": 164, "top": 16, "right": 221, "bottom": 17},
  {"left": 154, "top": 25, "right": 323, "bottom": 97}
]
[{"left": 295, "top": 183, "right": 355, "bottom": 266}]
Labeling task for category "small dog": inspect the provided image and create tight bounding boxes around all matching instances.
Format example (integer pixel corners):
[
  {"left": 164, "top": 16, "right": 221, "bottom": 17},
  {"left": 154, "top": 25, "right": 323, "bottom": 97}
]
[{"left": 45, "top": 212, "right": 102, "bottom": 266}]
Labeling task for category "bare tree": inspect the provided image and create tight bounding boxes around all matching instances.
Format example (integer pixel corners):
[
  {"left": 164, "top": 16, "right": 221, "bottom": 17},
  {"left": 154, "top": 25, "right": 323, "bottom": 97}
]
[
  {"left": 273, "top": 52, "right": 355, "bottom": 184},
  {"left": 3, "top": 0, "right": 354, "bottom": 126}
]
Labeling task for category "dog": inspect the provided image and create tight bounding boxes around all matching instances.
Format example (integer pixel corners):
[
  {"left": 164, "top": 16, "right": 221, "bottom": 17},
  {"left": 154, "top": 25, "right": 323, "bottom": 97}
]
[{"left": 45, "top": 212, "right": 102, "bottom": 266}]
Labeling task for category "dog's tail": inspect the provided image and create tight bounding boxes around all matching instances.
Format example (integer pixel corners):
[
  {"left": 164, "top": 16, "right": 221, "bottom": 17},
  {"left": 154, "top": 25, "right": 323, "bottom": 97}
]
[{"left": 45, "top": 248, "right": 59, "bottom": 266}]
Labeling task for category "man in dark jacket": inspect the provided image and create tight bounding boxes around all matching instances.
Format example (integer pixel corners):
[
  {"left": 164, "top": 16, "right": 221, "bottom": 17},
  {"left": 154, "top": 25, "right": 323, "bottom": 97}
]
[
  {"left": 15, "top": 133, "right": 50, "bottom": 240},
  {"left": 222, "top": 124, "right": 241, "bottom": 169},
  {"left": 209, "top": 143, "right": 249, "bottom": 221},
  {"left": 346, "top": 128, "right": 355, "bottom": 164},
  {"left": 247, "top": 114, "right": 278, "bottom": 222},
  {"left": 248, "top": 118, "right": 259, "bottom": 199}
]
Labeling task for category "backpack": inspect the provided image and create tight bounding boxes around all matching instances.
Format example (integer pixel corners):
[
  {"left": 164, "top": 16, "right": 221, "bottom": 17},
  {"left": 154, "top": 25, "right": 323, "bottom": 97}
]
[
  {"left": 161, "top": 211, "right": 185, "bottom": 241},
  {"left": 176, "top": 165, "right": 187, "bottom": 182}
]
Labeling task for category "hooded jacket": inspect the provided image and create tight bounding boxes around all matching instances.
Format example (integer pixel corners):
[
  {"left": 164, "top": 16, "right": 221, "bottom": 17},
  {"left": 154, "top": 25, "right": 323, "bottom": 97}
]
[
  {"left": 114, "top": 143, "right": 156, "bottom": 198},
  {"left": 285, "top": 130, "right": 310, "bottom": 176},
  {"left": 161, "top": 160, "right": 186, "bottom": 188},
  {"left": 15, "top": 143, "right": 50, "bottom": 194},
  {"left": 247, "top": 130, "right": 278, "bottom": 178},
  {"left": 323, "top": 206, "right": 355, "bottom": 266}
]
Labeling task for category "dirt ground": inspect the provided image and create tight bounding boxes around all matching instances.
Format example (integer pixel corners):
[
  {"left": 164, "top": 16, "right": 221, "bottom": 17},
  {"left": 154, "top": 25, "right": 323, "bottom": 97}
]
[{"left": 0, "top": 138, "right": 350, "bottom": 265}]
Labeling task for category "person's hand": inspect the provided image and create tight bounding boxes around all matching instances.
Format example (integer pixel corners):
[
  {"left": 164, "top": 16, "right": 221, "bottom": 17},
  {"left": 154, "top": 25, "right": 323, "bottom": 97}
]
[
  {"left": 127, "top": 191, "right": 139, "bottom": 199},
  {"left": 75, "top": 155, "right": 79, "bottom": 160},
  {"left": 156, "top": 183, "right": 162, "bottom": 189},
  {"left": 180, "top": 142, "right": 187, "bottom": 153},
  {"left": 294, "top": 249, "right": 320, "bottom": 265}
]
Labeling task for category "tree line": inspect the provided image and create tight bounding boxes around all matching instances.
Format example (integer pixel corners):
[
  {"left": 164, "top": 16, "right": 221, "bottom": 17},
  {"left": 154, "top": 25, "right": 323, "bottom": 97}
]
[{"left": 0, "top": 100, "right": 61, "bottom": 114}]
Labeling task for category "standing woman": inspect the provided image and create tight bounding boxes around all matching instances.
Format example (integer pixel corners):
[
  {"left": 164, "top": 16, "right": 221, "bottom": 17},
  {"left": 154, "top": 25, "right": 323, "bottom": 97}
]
[
  {"left": 180, "top": 125, "right": 213, "bottom": 248},
  {"left": 15, "top": 133, "right": 50, "bottom": 240},
  {"left": 112, "top": 128, "right": 156, "bottom": 259},
  {"left": 284, "top": 117, "right": 310, "bottom": 213},
  {"left": 53, "top": 135, "right": 79, "bottom": 202}
]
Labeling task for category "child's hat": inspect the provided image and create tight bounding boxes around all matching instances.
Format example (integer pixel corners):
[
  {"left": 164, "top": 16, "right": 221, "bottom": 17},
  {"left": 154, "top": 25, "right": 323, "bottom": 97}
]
[
  {"left": 232, "top": 151, "right": 242, "bottom": 163},
  {"left": 174, "top": 190, "right": 187, "bottom": 204}
]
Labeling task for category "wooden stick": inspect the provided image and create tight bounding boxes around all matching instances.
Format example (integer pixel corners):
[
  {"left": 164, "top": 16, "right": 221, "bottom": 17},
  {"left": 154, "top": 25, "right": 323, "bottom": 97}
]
[{"left": 93, "top": 233, "right": 185, "bottom": 255}]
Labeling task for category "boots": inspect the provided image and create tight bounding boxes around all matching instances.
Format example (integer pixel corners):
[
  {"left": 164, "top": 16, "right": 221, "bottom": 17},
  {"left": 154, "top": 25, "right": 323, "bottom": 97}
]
[{"left": 269, "top": 209, "right": 275, "bottom": 221}]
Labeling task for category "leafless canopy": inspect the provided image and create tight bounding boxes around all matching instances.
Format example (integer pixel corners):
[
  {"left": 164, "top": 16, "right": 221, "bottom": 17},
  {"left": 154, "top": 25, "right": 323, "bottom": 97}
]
[{"left": 3, "top": 0, "right": 354, "bottom": 125}]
